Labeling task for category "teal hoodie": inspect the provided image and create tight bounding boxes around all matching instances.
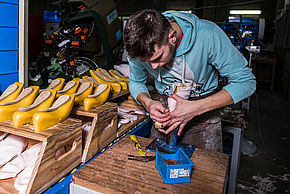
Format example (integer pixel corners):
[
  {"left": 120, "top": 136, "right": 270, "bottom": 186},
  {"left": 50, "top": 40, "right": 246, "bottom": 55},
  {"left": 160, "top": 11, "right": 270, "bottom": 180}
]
[{"left": 128, "top": 11, "right": 256, "bottom": 104}]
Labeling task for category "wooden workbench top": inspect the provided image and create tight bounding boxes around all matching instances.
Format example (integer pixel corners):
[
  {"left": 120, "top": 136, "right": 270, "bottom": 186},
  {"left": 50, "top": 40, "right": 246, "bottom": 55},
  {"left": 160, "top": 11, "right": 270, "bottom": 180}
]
[{"left": 73, "top": 136, "right": 229, "bottom": 194}]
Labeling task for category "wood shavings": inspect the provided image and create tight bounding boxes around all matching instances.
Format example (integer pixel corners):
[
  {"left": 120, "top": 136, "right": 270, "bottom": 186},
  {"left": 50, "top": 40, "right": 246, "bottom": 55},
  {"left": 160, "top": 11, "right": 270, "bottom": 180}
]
[
  {"left": 267, "top": 173, "right": 289, "bottom": 181},
  {"left": 238, "top": 173, "right": 290, "bottom": 193}
]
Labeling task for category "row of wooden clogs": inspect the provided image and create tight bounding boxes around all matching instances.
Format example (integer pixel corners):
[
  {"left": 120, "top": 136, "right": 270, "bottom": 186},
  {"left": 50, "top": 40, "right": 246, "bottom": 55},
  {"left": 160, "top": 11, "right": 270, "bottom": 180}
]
[{"left": 0, "top": 68, "right": 128, "bottom": 131}]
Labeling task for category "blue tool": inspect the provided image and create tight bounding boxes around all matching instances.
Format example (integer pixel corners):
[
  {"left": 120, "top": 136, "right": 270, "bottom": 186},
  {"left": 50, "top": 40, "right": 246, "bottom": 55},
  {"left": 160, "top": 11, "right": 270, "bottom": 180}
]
[{"left": 146, "top": 127, "right": 196, "bottom": 157}]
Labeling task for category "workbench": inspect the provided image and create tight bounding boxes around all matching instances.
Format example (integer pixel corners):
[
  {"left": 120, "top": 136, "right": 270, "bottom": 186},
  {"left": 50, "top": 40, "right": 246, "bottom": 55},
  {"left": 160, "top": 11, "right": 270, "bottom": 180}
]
[{"left": 71, "top": 135, "right": 229, "bottom": 193}]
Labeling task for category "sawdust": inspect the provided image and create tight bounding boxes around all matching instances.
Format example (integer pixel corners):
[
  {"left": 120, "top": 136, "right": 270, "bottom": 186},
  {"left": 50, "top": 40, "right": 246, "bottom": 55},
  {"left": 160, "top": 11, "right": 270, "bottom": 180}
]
[{"left": 163, "top": 159, "right": 181, "bottom": 165}]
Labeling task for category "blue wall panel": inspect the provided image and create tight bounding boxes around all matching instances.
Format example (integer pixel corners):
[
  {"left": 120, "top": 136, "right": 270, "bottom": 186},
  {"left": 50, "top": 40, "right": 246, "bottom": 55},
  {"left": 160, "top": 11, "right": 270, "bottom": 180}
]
[
  {"left": 0, "top": 1, "right": 19, "bottom": 94},
  {"left": 0, "top": 1, "right": 18, "bottom": 4},
  {"left": 0, "top": 28, "right": 18, "bottom": 50},
  {"left": 0, "top": 72, "right": 18, "bottom": 94},
  {"left": 0, "top": 3, "right": 18, "bottom": 27},
  {"left": 0, "top": 51, "right": 18, "bottom": 74}
]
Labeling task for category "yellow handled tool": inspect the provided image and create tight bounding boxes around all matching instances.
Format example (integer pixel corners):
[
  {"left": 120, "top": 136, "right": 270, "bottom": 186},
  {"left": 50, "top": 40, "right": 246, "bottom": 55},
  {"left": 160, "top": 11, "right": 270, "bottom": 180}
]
[{"left": 130, "top": 135, "right": 146, "bottom": 156}]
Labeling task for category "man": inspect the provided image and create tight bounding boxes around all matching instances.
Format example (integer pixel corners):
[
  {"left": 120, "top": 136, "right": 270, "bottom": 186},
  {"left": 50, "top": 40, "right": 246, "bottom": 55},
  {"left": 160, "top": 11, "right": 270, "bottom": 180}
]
[{"left": 123, "top": 9, "right": 256, "bottom": 152}]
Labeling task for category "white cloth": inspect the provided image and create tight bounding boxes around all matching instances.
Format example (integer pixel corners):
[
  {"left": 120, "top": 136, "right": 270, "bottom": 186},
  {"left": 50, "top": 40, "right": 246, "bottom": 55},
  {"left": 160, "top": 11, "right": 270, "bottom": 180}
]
[
  {"left": 0, "top": 133, "right": 27, "bottom": 166},
  {"left": 118, "top": 106, "right": 146, "bottom": 115},
  {"left": 14, "top": 143, "right": 42, "bottom": 193},
  {"left": 114, "top": 64, "right": 130, "bottom": 77},
  {"left": 0, "top": 155, "right": 25, "bottom": 179},
  {"left": 82, "top": 122, "right": 92, "bottom": 145}
]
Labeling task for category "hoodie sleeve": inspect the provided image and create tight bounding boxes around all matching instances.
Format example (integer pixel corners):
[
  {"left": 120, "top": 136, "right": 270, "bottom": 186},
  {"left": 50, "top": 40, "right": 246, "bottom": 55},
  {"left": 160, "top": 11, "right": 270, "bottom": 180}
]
[
  {"left": 208, "top": 23, "right": 256, "bottom": 104},
  {"left": 128, "top": 57, "right": 150, "bottom": 103}
]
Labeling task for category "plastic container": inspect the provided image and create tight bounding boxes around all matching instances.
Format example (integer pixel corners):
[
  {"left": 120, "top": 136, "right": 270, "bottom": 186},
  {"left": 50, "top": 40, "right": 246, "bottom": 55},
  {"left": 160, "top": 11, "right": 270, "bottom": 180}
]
[
  {"left": 44, "top": 11, "right": 61, "bottom": 23},
  {"left": 155, "top": 148, "right": 194, "bottom": 184}
]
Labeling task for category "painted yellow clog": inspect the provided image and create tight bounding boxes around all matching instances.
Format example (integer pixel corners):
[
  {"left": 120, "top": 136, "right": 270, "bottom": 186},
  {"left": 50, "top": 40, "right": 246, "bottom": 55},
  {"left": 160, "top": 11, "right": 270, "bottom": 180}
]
[
  {"left": 0, "top": 86, "right": 39, "bottom": 122},
  {"left": 83, "top": 84, "right": 110, "bottom": 111},
  {"left": 56, "top": 80, "right": 79, "bottom": 97},
  {"left": 96, "top": 68, "right": 127, "bottom": 90},
  {"left": 109, "top": 69, "right": 129, "bottom": 83},
  {"left": 74, "top": 81, "right": 94, "bottom": 105},
  {"left": 12, "top": 90, "right": 57, "bottom": 127},
  {"left": 0, "top": 82, "right": 24, "bottom": 103},
  {"left": 46, "top": 78, "right": 65, "bottom": 91},
  {"left": 73, "top": 78, "right": 86, "bottom": 84},
  {"left": 90, "top": 70, "right": 121, "bottom": 93},
  {"left": 33, "top": 94, "right": 75, "bottom": 132},
  {"left": 82, "top": 76, "right": 99, "bottom": 86}
]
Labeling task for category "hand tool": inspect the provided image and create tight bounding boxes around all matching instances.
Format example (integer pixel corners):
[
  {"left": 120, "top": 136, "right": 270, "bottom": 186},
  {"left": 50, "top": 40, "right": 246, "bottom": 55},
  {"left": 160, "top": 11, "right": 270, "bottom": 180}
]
[
  {"left": 130, "top": 135, "right": 146, "bottom": 156},
  {"left": 128, "top": 155, "right": 155, "bottom": 162}
]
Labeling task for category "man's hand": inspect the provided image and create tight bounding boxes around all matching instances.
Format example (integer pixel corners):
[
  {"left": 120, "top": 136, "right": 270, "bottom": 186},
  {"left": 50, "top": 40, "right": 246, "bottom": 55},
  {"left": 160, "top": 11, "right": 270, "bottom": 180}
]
[
  {"left": 160, "top": 90, "right": 234, "bottom": 136},
  {"left": 147, "top": 100, "right": 171, "bottom": 123},
  {"left": 137, "top": 92, "right": 171, "bottom": 124},
  {"left": 159, "top": 94, "right": 200, "bottom": 136}
]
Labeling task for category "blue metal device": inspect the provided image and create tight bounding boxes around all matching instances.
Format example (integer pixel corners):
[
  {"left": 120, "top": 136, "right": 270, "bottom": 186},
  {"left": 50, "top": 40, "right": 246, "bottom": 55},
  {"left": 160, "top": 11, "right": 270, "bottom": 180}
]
[
  {"left": 146, "top": 127, "right": 196, "bottom": 158},
  {"left": 220, "top": 16, "right": 259, "bottom": 52}
]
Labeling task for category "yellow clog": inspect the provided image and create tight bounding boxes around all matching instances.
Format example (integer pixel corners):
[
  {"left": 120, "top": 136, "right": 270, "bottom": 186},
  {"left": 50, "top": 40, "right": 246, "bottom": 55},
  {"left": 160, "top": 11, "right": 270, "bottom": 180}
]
[
  {"left": 56, "top": 80, "right": 80, "bottom": 97},
  {"left": 109, "top": 69, "right": 129, "bottom": 83},
  {"left": 83, "top": 84, "right": 110, "bottom": 111},
  {"left": 73, "top": 78, "right": 86, "bottom": 84},
  {"left": 74, "top": 81, "right": 94, "bottom": 105},
  {"left": 12, "top": 90, "right": 57, "bottom": 127},
  {"left": 0, "top": 86, "right": 39, "bottom": 122},
  {"left": 96, "top": 68, "right": 128, "bottom": 90},
  {"left": 90, "top": 70, "right": 121, "bottom": 93},
  {"left": 0, "top": 82, "right": 24, "bottom": 103},
  {"left": 82, "top": 76, "right": 99, "bottom": 86},
  {"left": 46, "top": 78, "right": 65, "bottom": 91},
  {"left": 33, "top": 94, "right": 75, "bottom": 132}
]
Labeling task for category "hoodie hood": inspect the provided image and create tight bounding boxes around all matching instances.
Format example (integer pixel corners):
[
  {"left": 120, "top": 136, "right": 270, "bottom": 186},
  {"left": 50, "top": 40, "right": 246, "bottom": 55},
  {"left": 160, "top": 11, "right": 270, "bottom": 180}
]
[{"left": 162, "top": 11, "right": 199, "bottom": 56}]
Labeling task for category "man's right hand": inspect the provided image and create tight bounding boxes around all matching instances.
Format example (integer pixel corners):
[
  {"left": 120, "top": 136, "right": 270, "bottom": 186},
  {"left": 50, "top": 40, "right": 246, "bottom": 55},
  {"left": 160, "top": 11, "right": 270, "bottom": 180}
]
[{"left": 137, "top": 92, "right": 171, "bottom": 124}]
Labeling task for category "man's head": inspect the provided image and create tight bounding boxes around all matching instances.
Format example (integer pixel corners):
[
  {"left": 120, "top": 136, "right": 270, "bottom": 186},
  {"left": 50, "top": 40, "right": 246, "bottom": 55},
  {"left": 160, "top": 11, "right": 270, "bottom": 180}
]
[{"left": 123, "top": 9, "right": 177, "bottom": 69}]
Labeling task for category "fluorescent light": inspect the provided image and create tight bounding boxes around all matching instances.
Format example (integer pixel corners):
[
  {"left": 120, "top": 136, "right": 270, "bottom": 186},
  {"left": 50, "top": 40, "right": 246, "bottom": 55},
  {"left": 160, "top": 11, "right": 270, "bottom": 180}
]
[{"left": 229, "top": 10, "right": 262, "bottom": 15}]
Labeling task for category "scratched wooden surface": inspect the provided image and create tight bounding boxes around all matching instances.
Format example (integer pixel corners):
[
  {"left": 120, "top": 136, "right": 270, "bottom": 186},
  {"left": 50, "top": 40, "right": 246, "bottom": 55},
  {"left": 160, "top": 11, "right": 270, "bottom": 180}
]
[{"left": 73, "top": 135, "right": 229, "bottom": 194}]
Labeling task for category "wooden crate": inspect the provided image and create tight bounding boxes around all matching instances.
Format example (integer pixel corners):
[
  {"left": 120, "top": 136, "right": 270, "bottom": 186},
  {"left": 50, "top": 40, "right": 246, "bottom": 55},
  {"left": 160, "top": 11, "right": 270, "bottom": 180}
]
[
  {"left": 71, "top": 102, "right": 118, "bottom": 163},
  {"left": 108, "top": 89, "right": 129, "bottom": 101},
  {"left": 0, "top": 118, "right": 82, "bottom": 194}
]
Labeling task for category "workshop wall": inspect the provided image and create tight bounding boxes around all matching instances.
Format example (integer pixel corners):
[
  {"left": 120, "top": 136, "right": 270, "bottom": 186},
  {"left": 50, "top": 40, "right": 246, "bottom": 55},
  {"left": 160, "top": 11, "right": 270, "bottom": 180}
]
[
  {"left": 115, "top": 0, "right": 276, "bottom": 43},
  {"left": 17, "top": 0, "right": 290, "bottom": 100},
  {"left": 273, "top": 0, "right": 290, "bottom": 99}
]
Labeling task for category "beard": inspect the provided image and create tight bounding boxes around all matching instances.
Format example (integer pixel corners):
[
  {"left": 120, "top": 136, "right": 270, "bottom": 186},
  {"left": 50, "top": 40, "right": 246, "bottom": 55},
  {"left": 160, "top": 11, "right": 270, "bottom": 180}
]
[{"left": 166, "top": 43, "right": 177, "bottom": 67}]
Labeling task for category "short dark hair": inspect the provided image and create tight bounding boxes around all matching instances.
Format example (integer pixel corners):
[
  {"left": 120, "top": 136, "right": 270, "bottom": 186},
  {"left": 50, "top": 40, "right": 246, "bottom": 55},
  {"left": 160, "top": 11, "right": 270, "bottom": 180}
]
[{"left": 123, "top": 9, "right": 171, "bottom": 60}]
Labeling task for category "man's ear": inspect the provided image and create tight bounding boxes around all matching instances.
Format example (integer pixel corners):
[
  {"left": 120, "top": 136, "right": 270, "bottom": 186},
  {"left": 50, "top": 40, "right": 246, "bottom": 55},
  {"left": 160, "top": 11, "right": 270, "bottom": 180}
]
[{"left": 168, "top": 29, "right": 177, "bottom": 43}]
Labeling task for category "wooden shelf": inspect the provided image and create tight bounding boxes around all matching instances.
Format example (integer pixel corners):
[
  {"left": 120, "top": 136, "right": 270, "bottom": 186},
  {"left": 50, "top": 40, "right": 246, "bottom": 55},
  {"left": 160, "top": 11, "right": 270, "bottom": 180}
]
[{"left": 0, "top": 118, "right": 82, "bottom": 194}]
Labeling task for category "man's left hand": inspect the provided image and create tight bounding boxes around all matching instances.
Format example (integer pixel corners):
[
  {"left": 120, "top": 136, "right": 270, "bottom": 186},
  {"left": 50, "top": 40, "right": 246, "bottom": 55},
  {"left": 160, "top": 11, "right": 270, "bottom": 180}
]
[{"left": 159, "top": 94, "right": 202, "bottom": 136}]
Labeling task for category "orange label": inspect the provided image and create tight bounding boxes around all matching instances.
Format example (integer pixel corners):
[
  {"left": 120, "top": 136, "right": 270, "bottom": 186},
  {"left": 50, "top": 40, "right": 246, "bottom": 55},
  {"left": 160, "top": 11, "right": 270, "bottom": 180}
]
[
  {"left": 83, "top": 28, "right": 88, "bottom": 34},
  {"left": 45, "top": 40, "right": 52, "bottom": 44},
  {"left": 71, "top": 41, "right": 79, "bottom": 46},
  {"left": 75, "top": 27, "right": 81, "bottom": 34}
]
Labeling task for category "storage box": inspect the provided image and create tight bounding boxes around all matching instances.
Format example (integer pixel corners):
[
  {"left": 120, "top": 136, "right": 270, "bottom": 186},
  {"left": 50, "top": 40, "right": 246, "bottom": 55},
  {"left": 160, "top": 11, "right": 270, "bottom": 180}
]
[
  {"left": 71, "top": 102, "right": 118, "bottom": 163},
  {"left": 155, "top": 148, "right": 194, "bottom": 184},
  {"left": 0, "top": 118, "right": 82, "bottom": 194}
]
